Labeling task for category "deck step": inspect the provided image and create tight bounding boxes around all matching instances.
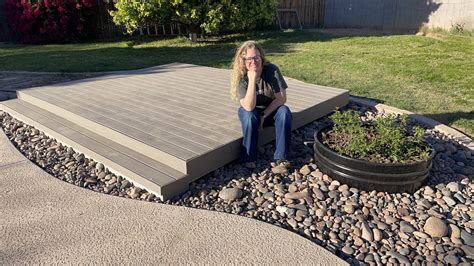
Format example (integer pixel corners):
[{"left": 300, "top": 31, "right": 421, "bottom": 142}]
[
  {"left": 0, "top": 99, "right": 189, "bottom": 200},
  {"left": 17, "top": 86, "right": 245, "bottom": 180},
  {"left": 18, "top": 90, "right": 190, "bottom": 174}
]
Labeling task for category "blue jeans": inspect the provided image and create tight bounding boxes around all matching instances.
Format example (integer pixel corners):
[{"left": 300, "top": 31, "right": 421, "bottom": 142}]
[{"left": 238, "top": 105, "right": 292, "bottom": 163}]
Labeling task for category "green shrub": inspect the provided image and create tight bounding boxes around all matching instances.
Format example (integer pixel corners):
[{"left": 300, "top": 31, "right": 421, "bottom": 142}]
[
  {"left": 418, "top": 24, "right": 473, "bottom": 37},
  {"left": 326, "top": 110, "right": 431, "bottom": 163},
  {"left": 450, "top": 23, "right": 473, "bottom": 36},
  {"left": 109, "top": 0, "right": 278, "bottom": 36}
]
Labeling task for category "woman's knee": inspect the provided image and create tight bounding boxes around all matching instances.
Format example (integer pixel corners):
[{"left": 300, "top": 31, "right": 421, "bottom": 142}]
[
  {"left": 275, "top": 105, "right": 292, "bottom": 120},
  {"left": 238, "top": 108, "right": 259, "bottom": 126}
]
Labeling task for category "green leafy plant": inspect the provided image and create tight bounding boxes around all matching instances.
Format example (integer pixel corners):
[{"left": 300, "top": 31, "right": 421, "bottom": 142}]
[
  {"left": 109, "top": 0, "right": 170, "bottom": 35},
  {"left": 109, "top": 0, "right": 278, "bottom": 38},
  {"left": 451, "top": 23, "right": 465, "bottom": 35},
  {"left": 417, "top": 23, "right": 473, "bottom": 37},
  {"left": 324, "top": 110, "right": 431, "bottom": 163},
  {"left": 450, "top": 23, "right": 473, "bottom": 36}
]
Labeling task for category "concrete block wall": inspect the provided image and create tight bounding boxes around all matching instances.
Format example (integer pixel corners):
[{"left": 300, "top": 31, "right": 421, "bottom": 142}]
[
  {"left": 324, "top": 0, "right": 474, "bottom": 32},
  {"left": 426, "top": 0, "right": 474, "bottom": 30}
]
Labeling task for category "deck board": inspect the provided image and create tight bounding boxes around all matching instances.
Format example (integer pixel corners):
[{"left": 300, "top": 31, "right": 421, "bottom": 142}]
[
  {"left": 0, "top": 100, "right": 188, "bottom": 198},
  {"left": 3, "top": 63, "right": 349, "bottom": 199},
  {"left": 67, "top": 80, "right": 243, "bottom": 135},
  {"left": 26, "top": 90, "right": 204, "bottom": 156},
  {"left": 43, "top": 91, "right": 218, "bottom": 151}
]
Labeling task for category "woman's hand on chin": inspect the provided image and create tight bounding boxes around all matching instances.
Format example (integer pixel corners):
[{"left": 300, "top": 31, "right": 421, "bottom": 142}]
[{"left": 247, "top": 70, "right": 258, "bottom": 82}]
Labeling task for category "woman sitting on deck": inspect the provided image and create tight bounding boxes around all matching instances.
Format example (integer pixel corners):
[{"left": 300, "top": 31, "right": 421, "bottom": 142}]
[{"left": 230, "top": 40, "right": 293, "bottom": 169}]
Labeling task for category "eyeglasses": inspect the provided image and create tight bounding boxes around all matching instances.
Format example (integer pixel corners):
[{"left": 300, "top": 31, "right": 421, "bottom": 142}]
[{"left": 244, "top": 55, "right": 261, "bottom": 63}]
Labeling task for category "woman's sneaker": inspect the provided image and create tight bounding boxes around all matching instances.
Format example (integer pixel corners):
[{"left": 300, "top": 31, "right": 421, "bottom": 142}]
[{"left": 276, "top": 160, "right": 291, "bottom": 168}]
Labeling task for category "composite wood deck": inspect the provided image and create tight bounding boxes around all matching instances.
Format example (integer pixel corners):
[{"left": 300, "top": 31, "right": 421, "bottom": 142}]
[{"left": 0, "top": 63, "right": 349, "bottom": 200}]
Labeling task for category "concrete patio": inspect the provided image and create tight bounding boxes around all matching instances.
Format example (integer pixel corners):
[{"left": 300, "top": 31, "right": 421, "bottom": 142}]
[{"left": 0, "top": 129, "right": 346, "bottom": 265}]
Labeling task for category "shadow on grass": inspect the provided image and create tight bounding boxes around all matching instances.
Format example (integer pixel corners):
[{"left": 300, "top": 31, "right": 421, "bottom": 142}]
[
  {"left": 424, "top": 111, "right": 474, "bottom": 137},
  {"left": 0, "top": 30, "right": 386, "bottom": 73}
]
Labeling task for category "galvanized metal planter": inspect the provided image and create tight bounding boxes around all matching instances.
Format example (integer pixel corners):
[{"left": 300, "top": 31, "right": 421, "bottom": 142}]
[{"left": 313, "top": 126, "right": 435, "bottom": 193}]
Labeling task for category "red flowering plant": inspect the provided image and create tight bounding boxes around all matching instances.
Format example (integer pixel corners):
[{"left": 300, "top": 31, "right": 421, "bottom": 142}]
[{"left": 4, "top": 0, "right": 97, "bottom": 44}]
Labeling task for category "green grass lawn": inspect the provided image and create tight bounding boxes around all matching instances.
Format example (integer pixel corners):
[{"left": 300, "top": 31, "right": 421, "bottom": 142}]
[{"left": 1, "top": 30, "right": 473, "bottom": 136}]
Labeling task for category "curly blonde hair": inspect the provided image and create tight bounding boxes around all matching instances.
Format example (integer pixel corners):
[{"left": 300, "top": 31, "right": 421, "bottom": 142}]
[{"left": 230, "top": 40, "right": 267, "bottom": 103}]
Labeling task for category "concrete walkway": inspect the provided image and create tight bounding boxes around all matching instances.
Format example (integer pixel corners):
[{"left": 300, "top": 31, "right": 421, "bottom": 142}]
[{"left": 0, "top": 130, "right": 346, "bottom": 265}]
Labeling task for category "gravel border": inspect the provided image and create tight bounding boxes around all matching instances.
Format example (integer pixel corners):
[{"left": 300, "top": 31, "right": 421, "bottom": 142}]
[{"left": 1, "top": 101, "right": 473, "bottom": 265}]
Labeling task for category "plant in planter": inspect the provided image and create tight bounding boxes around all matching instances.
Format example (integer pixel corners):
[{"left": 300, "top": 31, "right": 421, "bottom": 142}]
[{"left": 314, "top": 110, "right": 435, "bottom": 193}]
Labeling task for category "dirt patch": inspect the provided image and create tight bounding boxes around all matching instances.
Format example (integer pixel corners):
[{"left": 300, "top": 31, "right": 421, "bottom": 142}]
[{"left": 415, "top": 32, "right": 448, "bottom": 41}]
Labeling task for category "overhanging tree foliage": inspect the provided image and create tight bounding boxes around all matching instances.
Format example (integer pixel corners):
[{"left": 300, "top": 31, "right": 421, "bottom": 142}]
[{"left": 109, "top": 0, "right": 278, "bottom": 38}]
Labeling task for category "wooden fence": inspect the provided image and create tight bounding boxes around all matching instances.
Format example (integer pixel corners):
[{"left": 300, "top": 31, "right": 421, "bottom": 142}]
[{"left": 278, "top": 0, "right": 325, "bottom": 29}]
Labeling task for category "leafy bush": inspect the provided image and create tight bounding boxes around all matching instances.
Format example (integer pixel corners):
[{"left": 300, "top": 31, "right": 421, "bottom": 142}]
[
  {"left": 418, "top": 23, "right": 473, "bottom": 37},
  {"left": 109, "top": 0, "right": 278, "bottom": 36},
  {"left": 109, "top": 0, "right": 170, "bottom": 35},
  {"left": 450, "top": 23, "right": 473, "bottom": 36},
  {"left": 325, "top": 110, "right": 431, "bottom": 163},
  {"left": 4, "top": 0, "right": 97, "bottom": 44}
]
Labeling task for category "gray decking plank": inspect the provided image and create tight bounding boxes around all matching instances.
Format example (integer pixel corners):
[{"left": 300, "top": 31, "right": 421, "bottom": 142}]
[
  {"left": 163, "top": 73, "right": 345, "bottom": 108},
  {"left": 66, "top": 80, "right": 243, "bottom": 135},
  {"left": 101, "top": 79, "right": 236, "bottom": 116},
  {"left": 153, "top": 65, "right": 347, "bottom": 97},
  {"left": 118, "top": 76, "right": 237, "bottom": 111},
  {"left": 62, "top": 100, "right": 214, "bottom": 152},
  {"left": 28, "top": 65, "right": 342, "bottom": 112},
  {"left": 22, "top": 90, "right": 199, "bottom": 160},
  {"left": 122, "top": 72, "right": 333, "bottom": 108},
  {"left": 101, "top": 79, "right": 235, "bottom": 118},
  {"left": 114, "top": 75, "right": 335, "bottom": 112},
  {"left": 84, "top": 79, "right": 236, "bottom": 117},
  {"left": 1, "top": 100, "right": 180, "bottom": 186},
  {"left": 73, "top": 80, "right": 331, "bottom": 116},
  {"left": 90, "top": 86, "right": 243, "bottom": 133},
  {"left": 65, "top": 91, "right": 228, "bottom": 148},
  {"left": 129, "top": 75, "right": 335, "bottom": 111},
  {"left": 116, "top": 93, "right": 241, "bottom": 134},
  {"left": 46, "top": 87, "right": 222, "bottom": 151},
  {"left": 33, "top": 90, "right": 207, "bottom": 155},
  {"left": 71, "top": 70, "right": 326, "bottom": 111},
  {"left": 93, "top": 88, "right": 242, "bottom": 138}
]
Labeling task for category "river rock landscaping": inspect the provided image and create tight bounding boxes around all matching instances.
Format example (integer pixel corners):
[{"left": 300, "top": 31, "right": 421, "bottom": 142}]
[{"left": 1, "top": 103, "right": 473, "bottom": 265}]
